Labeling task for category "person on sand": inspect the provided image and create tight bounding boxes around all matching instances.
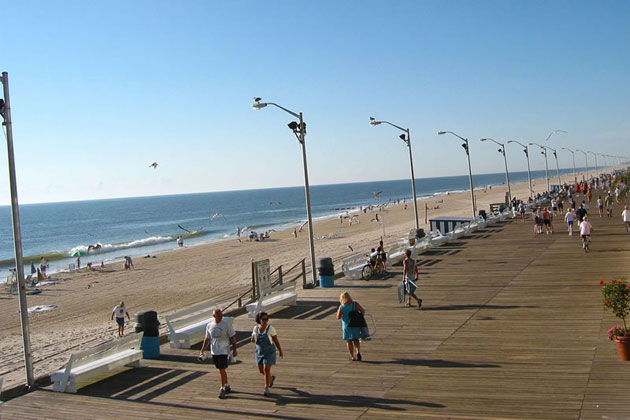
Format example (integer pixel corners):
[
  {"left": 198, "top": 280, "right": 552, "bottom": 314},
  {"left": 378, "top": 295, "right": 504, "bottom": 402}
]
[
  {"left": 251, "top": 311, "right": 283, "bottom": 397},
  {"left": 336, "top": 292, "right": 365, "bottom": 361},
  {"left": 123, "top": 256, "right": 134, "bottom": 270},
  {"left": 200, "top": 309, "right": 237, "bottom": 399},
  {"left": 111, "top": 302, "right": 130, "bottom": 337},
  {"left": 403, "top": 249, "right": 422, "bottom": 308}
]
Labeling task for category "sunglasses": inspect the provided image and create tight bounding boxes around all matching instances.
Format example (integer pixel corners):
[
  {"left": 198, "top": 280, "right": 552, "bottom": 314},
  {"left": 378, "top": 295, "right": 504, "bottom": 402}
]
[{"left": 261, "top": 317, "right": 269, "bottom": 321}]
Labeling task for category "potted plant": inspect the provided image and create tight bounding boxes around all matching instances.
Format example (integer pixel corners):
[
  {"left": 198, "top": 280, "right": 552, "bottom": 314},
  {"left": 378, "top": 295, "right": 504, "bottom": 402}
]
[{"left": 601, "top": 279, "right": 630, "bottom": 361}]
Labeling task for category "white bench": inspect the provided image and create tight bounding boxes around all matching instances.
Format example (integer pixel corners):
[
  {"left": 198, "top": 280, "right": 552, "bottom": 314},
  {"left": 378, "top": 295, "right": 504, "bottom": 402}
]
[
  {"left": 50, "top": 332, "right": 143, "bottom": 393},
  {"left": 165, "top": 301, "right": 218, "bottom": 349},
  {"left": 246, "top": 280, "right": 297, "bottom": 318}
]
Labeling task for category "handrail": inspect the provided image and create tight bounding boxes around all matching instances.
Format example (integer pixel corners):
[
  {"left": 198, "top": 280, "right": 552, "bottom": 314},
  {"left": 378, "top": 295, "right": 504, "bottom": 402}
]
[{"left": 222, "top": 258, "right": 306, "bottom": 312}]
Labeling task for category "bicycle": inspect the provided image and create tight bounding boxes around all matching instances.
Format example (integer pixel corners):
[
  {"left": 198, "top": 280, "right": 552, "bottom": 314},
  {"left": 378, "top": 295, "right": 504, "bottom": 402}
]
[{"left": 361, "top": 257, "right": 383, "bottom": 280}]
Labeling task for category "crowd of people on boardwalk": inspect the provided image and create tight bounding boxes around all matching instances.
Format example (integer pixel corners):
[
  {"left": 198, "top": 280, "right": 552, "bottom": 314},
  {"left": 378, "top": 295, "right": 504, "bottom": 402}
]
[
  {"left": 104, "top": 169, "right": 629, "bottom": 402},
  {"left": 515, "top": 170, "right": 629, "bottom": 252}
]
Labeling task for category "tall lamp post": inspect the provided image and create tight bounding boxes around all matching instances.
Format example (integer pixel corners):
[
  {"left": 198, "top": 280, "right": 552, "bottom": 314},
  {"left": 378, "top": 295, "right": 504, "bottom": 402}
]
[
  {"left": 561, "top": 147, "right": 577, "bottom": 185},
  {"left": 587, "top": 151, "right": 599, "bottom": 180},
  {"left": 252, "top": 98, "right": 317, "bottom": 287},
  {"left": 576, "top": 149, "right": 589, "bottom": 181},
  {"left": 1, "top": 72, "right": 34, "bottom": 387},
  {"left": 369, "top": 117, "right": 419, "bottom": 230},
  {"left": 547, "top": 146, "right": 562, "bottom": 188},
  {"left": 529, "top": 142, "right": 550, "bottom": 192},
  {"left": 507, "top": 140, "right": 533, "bottom": 200},
  {"left": 438, "top": 131, "right": 476, "bottom": 217},
  {"left": 480, "top": 138, "right": 511, "bottom": 203}
]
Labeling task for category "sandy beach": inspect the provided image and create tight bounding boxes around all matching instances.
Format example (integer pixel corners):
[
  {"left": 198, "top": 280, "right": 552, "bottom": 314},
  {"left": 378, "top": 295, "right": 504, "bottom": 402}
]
[{"left": 0, "top": 169, "right": 603, "bottom": 389}]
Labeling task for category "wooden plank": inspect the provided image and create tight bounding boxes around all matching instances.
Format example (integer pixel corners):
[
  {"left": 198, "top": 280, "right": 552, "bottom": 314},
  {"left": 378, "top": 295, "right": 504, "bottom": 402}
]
[{"left": 2, "top": 202, "right": 630, "bottom": 419}]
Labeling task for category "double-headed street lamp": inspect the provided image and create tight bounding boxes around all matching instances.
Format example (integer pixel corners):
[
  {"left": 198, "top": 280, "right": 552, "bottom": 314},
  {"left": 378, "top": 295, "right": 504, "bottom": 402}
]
[
  {"left": 529, "top": 142, "right": 550, "bottom": 192},
  {"left": 561, "top": 147, "right": 577, "bottom": 185},
  {"left": 252, "top": 97, "right": 317, "bottom": 287},
  {"left": 438, "top": 131, "right": 476, "bottom": 217},
  {"left": 576, "top": 149, "right": 589, "bottom": 180},
  {"left": 369, "top": 117, "right": 419, "bottom": 230},
  {"left": 480, "top": 138, "right": 511, "bottom": 203},
  {"left": 507, "top": 140, "right": 533, "bottom": 200}
]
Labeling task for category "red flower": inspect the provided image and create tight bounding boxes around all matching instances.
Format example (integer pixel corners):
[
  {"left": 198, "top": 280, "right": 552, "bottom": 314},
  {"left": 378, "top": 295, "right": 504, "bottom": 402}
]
[
  {"left": 600, "top": 280, "right": 605, "bottom": 285},
  {"left": 612, "top": 280, "right": 617, "bottom": 283},
  {"left": 605, "top": 301, "right": 611, "bottom": 306}
]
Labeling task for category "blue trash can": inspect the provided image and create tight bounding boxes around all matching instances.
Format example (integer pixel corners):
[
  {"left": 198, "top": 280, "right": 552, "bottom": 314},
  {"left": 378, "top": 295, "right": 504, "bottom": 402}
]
[
  {"left": 140, "top": 335, "right": 160, "bottom": 359},
  {"left": 319, "top": 275, "right": 334, "bottom": 288}
]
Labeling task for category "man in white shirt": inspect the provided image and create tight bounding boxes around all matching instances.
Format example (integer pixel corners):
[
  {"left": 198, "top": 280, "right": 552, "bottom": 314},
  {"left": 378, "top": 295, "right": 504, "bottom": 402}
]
[
  {"left": 200, "top": 309, "right": 237, "bottom": 399},
  {"left": 622, "top": 206, "right": 630, "bottom": 234},
  {"left": 111, "top": 302, "right": 130, "bottom": 337}
]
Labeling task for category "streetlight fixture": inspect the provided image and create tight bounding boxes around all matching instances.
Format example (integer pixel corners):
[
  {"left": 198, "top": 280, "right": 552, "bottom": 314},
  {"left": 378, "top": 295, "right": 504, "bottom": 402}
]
[
  {"left": 1, "top": 72, "right": 34, "bottom": 387},
  {"left": 548, "top": 147, "right": 562, "bottom": 187},
  {"left": 507, "top": 140, "right": 533, "bottom": 200},
  {"left": 438, "top": 131, "right": 476, "bottom": 217},
  {"left": 529, "top": 142, "right": 550, "bottom": 192},
  {"left": 369, "top": 117, "right": 419, "bottom": 230},
  {"left": 480, "top": 138, "right": 511, "bottom": 203},
  {"left": 587, "top": 151, "right": 599, "bottom": 180},
  {"left": 576, "top": 149, "right": 589, "bottom": 180},
  {"left": 252, "top": 97, "right": 317, "bottom": 287},
  {"left": 561, "top": 147, "right": 577, "bottom": 185}
]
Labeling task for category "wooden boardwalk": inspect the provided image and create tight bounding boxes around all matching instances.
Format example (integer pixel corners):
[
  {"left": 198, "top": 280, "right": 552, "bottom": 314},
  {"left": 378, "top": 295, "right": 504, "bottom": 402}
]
[{"left": 2, "top": 205, "right": 630, "bottom": 419}]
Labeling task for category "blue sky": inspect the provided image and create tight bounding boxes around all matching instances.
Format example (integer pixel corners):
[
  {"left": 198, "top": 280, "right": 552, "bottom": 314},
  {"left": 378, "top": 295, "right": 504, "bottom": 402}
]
[{"left": 1, "top": 0, "right": 628, "bottom": 204}]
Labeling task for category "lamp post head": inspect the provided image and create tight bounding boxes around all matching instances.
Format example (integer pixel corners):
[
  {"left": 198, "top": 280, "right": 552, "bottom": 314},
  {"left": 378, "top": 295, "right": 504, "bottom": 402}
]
[
  {"left": 437, "top": 131, "right": 447, "bottom": 135},
  {"left": 252, "top": 97, "right": 267, "bottom": 110},
  {"left": 369, "top": 117, "right": 381, "bottom": 126},
  {"left": 480, "top": 138, "right": 488, "bottom": 142}
]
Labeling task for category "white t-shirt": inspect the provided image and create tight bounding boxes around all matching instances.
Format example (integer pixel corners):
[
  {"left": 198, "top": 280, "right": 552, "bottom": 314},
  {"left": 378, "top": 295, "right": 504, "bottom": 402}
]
[
  {"left": 205, "top": 319, "right": 235, "bottom": 355},
  {"left": 564, "top": 211, "right": 574, "bottom": 223},
  {"left": 580, "top": 221, "right": 592, "bottom": 236},
  {"left": 622, "top": 209, "right": 630, "bottom": 222},
  {"left": 113, "top": 305, "right": 128, "bottom": 319},
  {"left": 251, "top": 325, "right": 277, "bottom": 339}
]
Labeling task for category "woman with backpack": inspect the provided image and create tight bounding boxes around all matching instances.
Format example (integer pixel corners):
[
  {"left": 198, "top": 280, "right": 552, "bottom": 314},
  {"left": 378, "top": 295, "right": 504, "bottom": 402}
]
[{"left": 337, "top": 292, "right": 366, "bottom": 361}]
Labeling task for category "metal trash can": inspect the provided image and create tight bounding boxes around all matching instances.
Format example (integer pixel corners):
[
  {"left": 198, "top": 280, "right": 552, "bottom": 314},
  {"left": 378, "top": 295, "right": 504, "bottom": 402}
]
[
  {"left": 318, "top": 257, "right": 334, "bottom": 286},
  {"left": 135, "top": 310, "right": 160, "bottom": 359},
  {"left": 319, "top": 275, "right": 334, "bottom": 288}
]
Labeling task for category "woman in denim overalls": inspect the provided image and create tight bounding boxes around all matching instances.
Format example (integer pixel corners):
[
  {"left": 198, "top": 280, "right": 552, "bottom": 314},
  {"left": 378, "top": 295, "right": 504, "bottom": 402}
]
[{"left": 252, "top": 311, "right": 283, "bottom": 397}]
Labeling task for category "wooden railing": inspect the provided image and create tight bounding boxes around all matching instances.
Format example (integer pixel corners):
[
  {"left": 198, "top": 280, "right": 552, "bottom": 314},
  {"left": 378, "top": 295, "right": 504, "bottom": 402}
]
[{"left": 221, "top": 258, "right": 306, "bottom": 313}]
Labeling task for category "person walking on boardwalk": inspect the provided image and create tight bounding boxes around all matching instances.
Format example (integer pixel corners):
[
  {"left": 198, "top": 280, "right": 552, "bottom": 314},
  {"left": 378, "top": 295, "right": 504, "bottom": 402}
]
[
  {"left": 251, "top": 311, "right": 283, "bottom": 397},
  {"left": 111, "top": 301, "right": 130, "bottom": 337},
  {"left": 597, "top": 196, "right": 604, "bottom": 218},
  {"left": 604, "top": 193, "right": 614, "bottom": 217},
  {"left": 564, "top": 207, "right": 576, "bottom": 236},
  {"left": 336, "top": 292, "right": 366, "bottom": 361},
  {"left": 200, "top": 309, "right": 237, "bottom": 399},
  {"left": 403, "top": 249, "right": 422, "bottom": 307},
  {"left": 622, "top": 206, "right": 630, "bottom": 234},
  {"left": 580, "top": 215, "right": 593, "bottom": 252}
]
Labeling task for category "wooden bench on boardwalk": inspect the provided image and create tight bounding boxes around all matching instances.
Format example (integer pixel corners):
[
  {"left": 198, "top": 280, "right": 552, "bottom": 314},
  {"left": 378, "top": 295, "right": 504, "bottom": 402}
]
[
  {"left": 246, "top": 280, "right": 297, "bottom": 318},
  {"left": 50, "top": 332, "right": 143, "bottom": 393},
  {"left": 165, "top": 301, "right": 217, "bottom": 349}
]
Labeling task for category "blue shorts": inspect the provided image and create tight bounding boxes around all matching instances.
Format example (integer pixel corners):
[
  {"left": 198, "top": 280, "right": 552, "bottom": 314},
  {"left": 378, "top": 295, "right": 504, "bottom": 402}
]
[
  {"left": 567, "top": 221, "right": 573, "bottom": 226},
  {"left": 116, "top": 317, "right": 125, "bottom": 327}
]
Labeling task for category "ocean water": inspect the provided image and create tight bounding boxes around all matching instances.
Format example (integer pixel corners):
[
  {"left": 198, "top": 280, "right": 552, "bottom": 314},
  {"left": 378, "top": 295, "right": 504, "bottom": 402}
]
[{"left": 0, "top": 168, "right": 583, "bottom": 273}]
